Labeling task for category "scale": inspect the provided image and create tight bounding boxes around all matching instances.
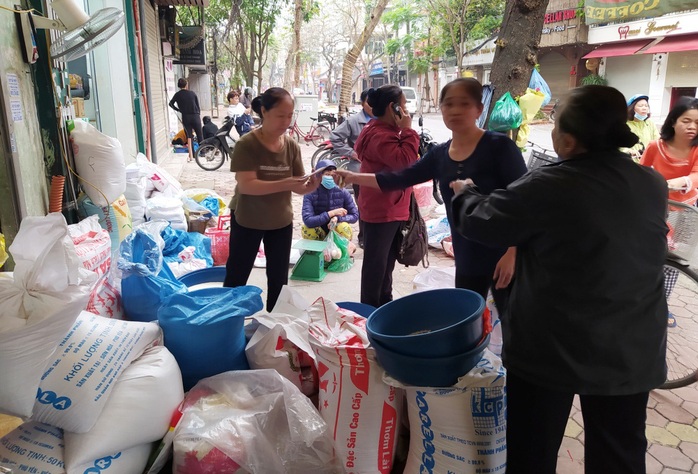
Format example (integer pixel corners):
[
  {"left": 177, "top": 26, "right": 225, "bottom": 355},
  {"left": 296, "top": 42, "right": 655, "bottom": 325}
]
[{"left": 290, "top": 239, "right": 329, "bottom": 282}]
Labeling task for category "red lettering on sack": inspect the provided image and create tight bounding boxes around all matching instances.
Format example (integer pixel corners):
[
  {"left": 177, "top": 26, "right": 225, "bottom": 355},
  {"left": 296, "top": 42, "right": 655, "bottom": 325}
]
[
  {"left": 377, "top": 397, "right": 398, "bottom": 473},
  {"left": 347, "top": 347, "right": 370, "bottom": 394}
]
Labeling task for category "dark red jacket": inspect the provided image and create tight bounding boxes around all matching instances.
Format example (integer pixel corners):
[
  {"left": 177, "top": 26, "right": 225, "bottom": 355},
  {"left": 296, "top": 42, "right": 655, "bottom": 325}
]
[{"left": 355, "top": 120, "right": 420, "bottom": 222}]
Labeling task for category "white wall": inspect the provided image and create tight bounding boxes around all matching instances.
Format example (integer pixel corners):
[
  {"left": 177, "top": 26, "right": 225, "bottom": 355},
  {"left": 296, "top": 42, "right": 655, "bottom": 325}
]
[{"left": 604, "top": 54, "right": 653, "bottom": 101}]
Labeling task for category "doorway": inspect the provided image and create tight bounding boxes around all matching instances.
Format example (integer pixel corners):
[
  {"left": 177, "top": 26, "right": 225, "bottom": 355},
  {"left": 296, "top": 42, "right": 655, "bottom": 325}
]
[{"left": 670, "top": 87, "right": 697, "bottom": 110}]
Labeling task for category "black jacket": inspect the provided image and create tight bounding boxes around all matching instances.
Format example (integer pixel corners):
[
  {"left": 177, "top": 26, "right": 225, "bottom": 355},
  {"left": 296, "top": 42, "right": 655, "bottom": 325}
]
[{"left": 452, "top": 150, "right": 668, "bottom": 395}]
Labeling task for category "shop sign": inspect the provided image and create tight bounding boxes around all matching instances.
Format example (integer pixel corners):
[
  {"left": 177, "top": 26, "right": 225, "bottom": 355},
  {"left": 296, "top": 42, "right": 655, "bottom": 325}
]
[
  {"left": 175, "top": 26, "right": 206, "bottom": 65},
  {"left": 584, "top": 0, "right": 696, "bottom": 25},
  {"left": 462, "top": 37, "right": 497, "bottom": 67},
  {"left": 370, "top": 61, "right": 384, "bottom": 76},
  {"left": 542, "top": 24, "right": 578, "bottom": 34},
  {"left": 588, "top": 10, "right": 698, "bottom": 43},
  {"left": 544, "top": 9, "right": 577, "bottom": 24}
]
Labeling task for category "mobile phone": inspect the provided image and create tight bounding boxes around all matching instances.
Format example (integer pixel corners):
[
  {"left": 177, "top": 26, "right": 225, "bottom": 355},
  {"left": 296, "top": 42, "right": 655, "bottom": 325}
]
[{"left": 392, "top": 103, "right": 402, "bottom": 118}]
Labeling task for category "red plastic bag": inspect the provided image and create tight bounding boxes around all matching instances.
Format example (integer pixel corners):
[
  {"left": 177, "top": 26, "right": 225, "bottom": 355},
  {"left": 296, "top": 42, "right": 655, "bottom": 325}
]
[{"left": 205, "top": 215, "right": 230, "bottom": 266}]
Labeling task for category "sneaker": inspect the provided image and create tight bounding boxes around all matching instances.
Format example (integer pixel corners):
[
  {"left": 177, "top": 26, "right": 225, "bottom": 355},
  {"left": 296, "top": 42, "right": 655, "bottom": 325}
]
[{"left": 668, "top": 312, "right": 677, "bottom": 328}]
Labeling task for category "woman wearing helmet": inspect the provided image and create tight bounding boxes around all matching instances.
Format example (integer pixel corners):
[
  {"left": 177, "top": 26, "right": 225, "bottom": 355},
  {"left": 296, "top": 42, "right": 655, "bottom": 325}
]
[{"left": 625, "top": 93, "right": 659, "bottom": 162}]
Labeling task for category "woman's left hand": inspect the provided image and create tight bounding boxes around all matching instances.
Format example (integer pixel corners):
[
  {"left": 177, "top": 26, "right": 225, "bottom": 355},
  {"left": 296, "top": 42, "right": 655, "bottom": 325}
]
[
  {"left": 493, "top": 247, "right": 516, "bottom": 289},
  {"left": 449, "top": 178, "right": 475, "bottom": 195}
]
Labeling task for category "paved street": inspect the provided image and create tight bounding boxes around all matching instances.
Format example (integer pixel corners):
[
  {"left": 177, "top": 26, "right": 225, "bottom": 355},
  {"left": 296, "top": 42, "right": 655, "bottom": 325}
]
[{"left": 157, "top": 117, "right": 698, "bottom": 473}]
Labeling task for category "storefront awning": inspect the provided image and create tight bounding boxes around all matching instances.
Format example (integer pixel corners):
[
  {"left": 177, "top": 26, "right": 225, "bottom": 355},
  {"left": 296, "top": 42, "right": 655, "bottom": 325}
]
[
  {"left": 641, "top": 34, "right": 698, "bottom": 54},
  {"left": 583, "top": 39, "right": 653, "bottom": 59}
]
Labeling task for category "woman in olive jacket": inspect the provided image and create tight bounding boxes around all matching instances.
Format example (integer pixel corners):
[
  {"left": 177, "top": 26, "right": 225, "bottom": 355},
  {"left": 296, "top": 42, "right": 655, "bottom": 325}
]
[{"left": 451, "top": 85, "right": 668, "bottom": 474}]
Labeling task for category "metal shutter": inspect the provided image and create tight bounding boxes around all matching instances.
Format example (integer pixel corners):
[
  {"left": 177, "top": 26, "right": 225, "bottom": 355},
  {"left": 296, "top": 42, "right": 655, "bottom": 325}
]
[{"left": 144, "top": 3, "right": 171, "bottom": 162}]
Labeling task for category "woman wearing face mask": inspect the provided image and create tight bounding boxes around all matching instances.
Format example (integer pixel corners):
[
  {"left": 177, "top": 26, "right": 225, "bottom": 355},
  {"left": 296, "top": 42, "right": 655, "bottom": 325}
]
[
  {"left": 301, "top": 159, "right": 359, "bottom": 242},
  {"left": 625, "top": 94, "right": 659, "bottom": 162}
]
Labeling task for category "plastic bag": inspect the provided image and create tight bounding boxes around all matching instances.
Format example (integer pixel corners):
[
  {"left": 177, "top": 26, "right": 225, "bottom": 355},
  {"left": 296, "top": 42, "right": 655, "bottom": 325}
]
[
  {"left": 488, "top": 92, "right": 523, "bottom": 132},
  {"left": 158, "top": 286, "right": 263, "bottom": 390},
  {"left": 412, "top": 266, "right": 456, "bottom": 293},
  {"left": 529, "top": 68, "right": 552, "bottom": 107},
  {"left": 161, "top": 225, "right": 213, "bottom": 267},
  {"left": 119, "top": 228, "right": 187, "bottom": 322},
  {"left": 326, "top": 230, "right": 353, "bottom": 273},
  {"left": 173, "top": 369, "right": 341, "bottom": 473},
  {"left": 0, "top": 233, "right": 7, "bottom": 269}
]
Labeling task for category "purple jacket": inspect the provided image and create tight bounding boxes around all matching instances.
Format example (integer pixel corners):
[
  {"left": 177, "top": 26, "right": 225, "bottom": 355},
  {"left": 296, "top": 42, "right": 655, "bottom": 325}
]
[{"left": 302, "top": 186, "right": 359, "bottom": 229}]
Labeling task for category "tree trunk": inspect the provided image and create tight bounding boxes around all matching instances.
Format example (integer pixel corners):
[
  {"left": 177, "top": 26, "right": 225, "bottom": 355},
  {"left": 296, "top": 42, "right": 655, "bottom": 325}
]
[
  {"left": 488, "top": 0, "right": 550, "bottom": 118},
  {"left": 293, "top": 0, "right": 303, "bottom": 89},
  {"left": 337, "top": 0, "right": 390, "bottom": 117}
]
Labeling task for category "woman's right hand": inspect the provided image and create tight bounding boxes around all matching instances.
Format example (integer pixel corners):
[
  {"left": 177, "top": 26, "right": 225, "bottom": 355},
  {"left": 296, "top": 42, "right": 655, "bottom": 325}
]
[{"left": 334, "top": 170, "right": 355, "bottom": 184}]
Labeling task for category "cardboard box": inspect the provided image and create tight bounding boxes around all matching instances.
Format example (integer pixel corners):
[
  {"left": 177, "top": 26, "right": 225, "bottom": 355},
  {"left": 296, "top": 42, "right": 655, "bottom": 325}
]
[{"left": 71, "top": 98, "right": 85, "bottom": 117}]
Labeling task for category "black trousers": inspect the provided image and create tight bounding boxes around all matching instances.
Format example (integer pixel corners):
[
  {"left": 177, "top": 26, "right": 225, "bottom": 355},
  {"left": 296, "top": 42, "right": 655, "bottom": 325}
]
[
  {"left": 347, "top": 158, "right": 364, "bottom": 244},
  {"left": 223, "top": 213, "right": 292, "bottom": 311},
  {"left": 455, "top": 274, "right": 509, "bottom": 317},
  {"left": 506, "top": 372, "right": 649, "bottom": 474},
  {"left": 182, "top": 113, "right": 203, "bottom": 143},
  {"left": 360, "top": 221, "right": 403, "bottom": 307}
]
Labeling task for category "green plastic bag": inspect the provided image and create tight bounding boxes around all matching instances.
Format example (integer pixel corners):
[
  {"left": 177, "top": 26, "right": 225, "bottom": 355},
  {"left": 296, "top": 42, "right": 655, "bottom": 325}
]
[
  {"left": 326, "top": 230, "right": 353, "bottom": 273},
  {"left": 488, "top": 92, "right": 523, "bottom": 132}
]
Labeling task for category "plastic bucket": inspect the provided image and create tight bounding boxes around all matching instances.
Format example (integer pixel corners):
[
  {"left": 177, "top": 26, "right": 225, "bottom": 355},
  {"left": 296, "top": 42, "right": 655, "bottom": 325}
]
[
  {"left": 369, "top": 333, "right": 491, "bottom": 387},
  {"left": 367, "top": 289, "right": 485, "bottom": 358},
  {"left": 177, "top": 266, "right": 226, "bottom": 289}
]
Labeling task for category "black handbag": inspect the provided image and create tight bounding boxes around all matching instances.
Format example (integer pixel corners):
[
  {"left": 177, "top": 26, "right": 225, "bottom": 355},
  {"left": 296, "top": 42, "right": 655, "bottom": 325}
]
[{"left": 397, "top": 193, "right": 429, "bottom": 268}]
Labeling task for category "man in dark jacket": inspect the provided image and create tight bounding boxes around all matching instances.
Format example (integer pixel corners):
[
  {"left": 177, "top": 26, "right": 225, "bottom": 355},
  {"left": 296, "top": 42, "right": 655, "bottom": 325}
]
[
  {"left": 202, "top": 116, "right": 218, "bottom": 140},
  {"left": 301, "top": 159, "right": 359, "bottom": 242},
  {"left": 329, "top": 89, "right": 373, "bottom": 247},
  {"left": 451, "top": 85, "right": 668, "bottom": 474},
  {"left": 169, "top": 78, "right": 202, "bottom": 161}
]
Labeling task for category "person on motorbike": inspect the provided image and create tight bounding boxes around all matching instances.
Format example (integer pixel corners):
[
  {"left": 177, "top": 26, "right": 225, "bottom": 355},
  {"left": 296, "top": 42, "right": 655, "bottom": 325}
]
[
  {"left": 329, "top": 88, "right": 373, "bottom": 247},
  {"left": 202, "top": 116, "right": 218, "bottom": 140}
]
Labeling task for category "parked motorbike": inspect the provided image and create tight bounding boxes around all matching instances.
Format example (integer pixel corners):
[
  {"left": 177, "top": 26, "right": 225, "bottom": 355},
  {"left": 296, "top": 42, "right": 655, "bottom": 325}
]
[
  {"left": 195, "top": 116, "right": 237, "bottom": 171},
  {"left": 418, "top": 116, "right": 443, "bottom": 205}
]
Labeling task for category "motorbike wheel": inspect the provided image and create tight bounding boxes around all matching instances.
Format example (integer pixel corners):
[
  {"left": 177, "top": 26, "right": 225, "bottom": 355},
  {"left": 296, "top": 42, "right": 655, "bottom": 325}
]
[
  {"left": 311, "top": 143, "right": 330, "bottom": 169},
  {"left": 195, "top": 144, "right": 226, "bottom": 171}
]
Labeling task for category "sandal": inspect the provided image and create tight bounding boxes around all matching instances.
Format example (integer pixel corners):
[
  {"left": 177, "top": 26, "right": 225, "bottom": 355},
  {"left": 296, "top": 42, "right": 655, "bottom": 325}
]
[{"left": 668, "top": 312, "right": 677, "bottom": 328}]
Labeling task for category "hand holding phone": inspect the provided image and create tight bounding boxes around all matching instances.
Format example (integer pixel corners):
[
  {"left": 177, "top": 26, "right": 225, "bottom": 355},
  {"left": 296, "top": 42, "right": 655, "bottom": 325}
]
[{"left": 392, "top": 103, "right": 402, "bottom": 118}]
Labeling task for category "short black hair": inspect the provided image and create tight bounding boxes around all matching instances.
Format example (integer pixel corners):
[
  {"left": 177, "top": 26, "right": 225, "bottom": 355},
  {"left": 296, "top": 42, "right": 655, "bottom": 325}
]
[
  {"left": 251, "top": 87, "right": 293, "bottom": 119},
  {"left": 558, "top": 85, "right": 638, "bottom": 151},
  {"left": 177, "top": 78, "right": 187, "bottom": 89},
  {"left": 366, "top": 85, "right": 402, "bottom": 117},
  {"left": 439, "top": 78, "right": 483, "bottom": 105},
  {"left": 360, "top": 89, "right": 370, "bottom": 103},
  {"left": 660, "top": 96, "right": 698, "bottom": 146}
]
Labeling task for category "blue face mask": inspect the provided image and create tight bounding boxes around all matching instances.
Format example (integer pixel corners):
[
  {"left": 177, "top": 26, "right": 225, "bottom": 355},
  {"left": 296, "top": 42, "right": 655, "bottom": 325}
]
[
  {"left": 635, "top": 113, "right": 648, "bottom": 121},
  {"left": 321, "top": 175, "right": 336, "bottom": 189}
]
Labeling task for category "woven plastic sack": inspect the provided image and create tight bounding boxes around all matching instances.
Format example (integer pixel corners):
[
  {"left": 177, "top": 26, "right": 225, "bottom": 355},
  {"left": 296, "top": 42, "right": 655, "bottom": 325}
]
[
  {"left": 205, "top": 215, "right": 231, "bottom": 266},
  {"left": 529, "top": 68, "right": 552, "bottom": 107},
  {"left": 488, "top": 92, "right": 523, "bottom": 132}
]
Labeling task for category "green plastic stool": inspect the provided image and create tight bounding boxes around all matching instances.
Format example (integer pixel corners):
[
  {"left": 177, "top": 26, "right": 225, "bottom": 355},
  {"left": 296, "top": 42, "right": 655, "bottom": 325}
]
[{"left": 290, "top": 239, "right": 328, "bottom": 282}]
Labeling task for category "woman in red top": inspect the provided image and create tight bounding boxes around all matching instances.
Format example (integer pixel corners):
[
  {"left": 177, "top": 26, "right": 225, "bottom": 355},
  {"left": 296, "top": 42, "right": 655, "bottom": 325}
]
[
  {"left": 640, "top": 97, "right": 698, "bottom": 205},
  {"left": 354, "top": 85, "right": 420, "bottom": 307}
]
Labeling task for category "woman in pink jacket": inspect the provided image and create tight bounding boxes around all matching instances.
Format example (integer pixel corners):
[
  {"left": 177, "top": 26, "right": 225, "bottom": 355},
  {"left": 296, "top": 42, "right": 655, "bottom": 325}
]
[{"left": 354, "top": 85, "right": 420, "bottom": 307}]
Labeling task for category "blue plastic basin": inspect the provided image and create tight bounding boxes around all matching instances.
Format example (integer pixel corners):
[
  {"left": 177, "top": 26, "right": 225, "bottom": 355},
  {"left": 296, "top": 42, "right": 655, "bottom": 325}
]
[
  {"left": 336, "top": 301, "right": 376, "bottom": 318},
  {"left": 369, "top": 333, "right": 491, "bottom": 387},
  {"left": 367, "top": 289, "right": 485, "bottom": 358},
  {"left": 177, "top": 266, "right": 227, "bottom": 287}
]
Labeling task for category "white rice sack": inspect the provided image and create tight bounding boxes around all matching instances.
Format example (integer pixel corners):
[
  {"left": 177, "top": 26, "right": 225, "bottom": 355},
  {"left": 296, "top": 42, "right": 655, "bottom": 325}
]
[
  {"left": 0, "top": 214, "right": 95, "bottom": 418},
  {"left": 308, "top": 298, "right": 403, "bottom": 474},
  {"left": 136, "top": 153, "right": 183, "bottom": 198},
  {"left": 64, "top": 345, "right": 182, "bottom": 473},
  {"left": 389, "top": 349, "right": 507, "bottom": 474},
  {"left": 146, "top": 196, "right": 186, "bottom": 230},
  {"left": 125, "top": 176, "right": 147, "bottom": 226},
  {"left": 32, "top": 311, "right": 162, "bottom": 433},
  {"left": 0, "top": 421, "right": 152, "bottom": 474},
  {"left": 70, "top": 120, "right": 126, "bottom": 207},
  {"left": 68, "top": 215, "right": 112, "bottom": 277}
]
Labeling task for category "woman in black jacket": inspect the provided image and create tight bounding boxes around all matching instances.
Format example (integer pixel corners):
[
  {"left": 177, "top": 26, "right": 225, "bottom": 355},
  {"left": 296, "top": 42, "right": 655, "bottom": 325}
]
[{"left": 451, "top": 85, "right": 668, "bottom": 474}]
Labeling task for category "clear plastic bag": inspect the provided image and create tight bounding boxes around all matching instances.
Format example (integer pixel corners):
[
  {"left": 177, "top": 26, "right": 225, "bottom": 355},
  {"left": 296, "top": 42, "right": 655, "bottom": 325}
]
[
  {"left": 173, "top": 369, "right": 341, "bottom": 474},
  {"left": 326, "top": 230, "right": 353, "bottom": 273}
]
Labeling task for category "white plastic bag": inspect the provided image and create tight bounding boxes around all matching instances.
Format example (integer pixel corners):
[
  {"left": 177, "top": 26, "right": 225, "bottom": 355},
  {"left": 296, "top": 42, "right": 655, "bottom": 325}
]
[
  {"left": 0, "top": 421, "right": 152, "bottom": 474},
  {"left": 0, "top": 213, "right": 96, "bottom": 417},
  {"left": 71, "top": 120, "right": 126, "bottom": 207},
  {"left": 386, "top": 350, "right": 507, "bottom": 474},
  {"left": 308, "top": 298, "right": 403, "bottom": 474},
  {"left": 173, "top": 369, "right": 340, "bottom": 473},
  {"left": 245, "top": 311, "right": 318, "bottom": 397},
  {"left": 136, "top": 153, "right": 183, "bottom": 199},
  {"left": 63, "top": 345, "right": 183, "bottom": 473},
  {"left": 412, "top": 266, "right": 456, "bottom": 293},
  {"left": 32, "top": 311, "right": 162, "bottom": 433}
]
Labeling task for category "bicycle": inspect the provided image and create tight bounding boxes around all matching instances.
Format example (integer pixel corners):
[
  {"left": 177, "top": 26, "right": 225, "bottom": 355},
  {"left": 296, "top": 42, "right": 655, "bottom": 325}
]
[
  {"left": 318, "top": 112, "right": 338, "bottom": 130},
  {"left": 661, "top": 199, "right": 698, "bottom": 389},
  {"left": 287, "top": 112, "right": 331, "bottom": 147},
  {"left": 525, "top": 142, "right": 559, "bottom": 170}
]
